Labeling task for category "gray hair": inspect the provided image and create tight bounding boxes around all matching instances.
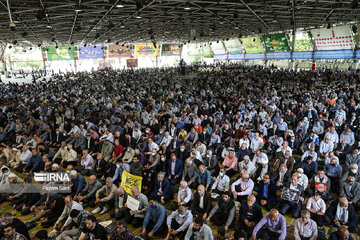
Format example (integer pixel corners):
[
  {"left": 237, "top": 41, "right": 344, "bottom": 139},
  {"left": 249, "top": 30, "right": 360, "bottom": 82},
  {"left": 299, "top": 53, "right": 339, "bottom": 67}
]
[{"left": 301, "top": 210, "right": 310, "bottom": 216}]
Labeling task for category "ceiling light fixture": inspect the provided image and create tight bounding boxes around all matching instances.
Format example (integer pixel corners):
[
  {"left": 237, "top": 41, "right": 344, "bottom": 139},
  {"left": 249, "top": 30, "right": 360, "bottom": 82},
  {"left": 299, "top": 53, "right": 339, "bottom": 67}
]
[{"left": 184, "top": 2, "right": 191, "bottom": 10}]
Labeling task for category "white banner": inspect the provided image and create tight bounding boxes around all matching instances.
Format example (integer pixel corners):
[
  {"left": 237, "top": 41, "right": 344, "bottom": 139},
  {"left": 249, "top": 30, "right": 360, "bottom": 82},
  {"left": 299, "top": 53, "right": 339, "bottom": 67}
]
[
  {"left": 224, "top": 39, "right": 242, "bottom": 54},
  {"left": 311, "top": 26, "right": 354, "bottom": 50},
  {"left": 211, "top": 41, "right": 226, "bottom": 55}
]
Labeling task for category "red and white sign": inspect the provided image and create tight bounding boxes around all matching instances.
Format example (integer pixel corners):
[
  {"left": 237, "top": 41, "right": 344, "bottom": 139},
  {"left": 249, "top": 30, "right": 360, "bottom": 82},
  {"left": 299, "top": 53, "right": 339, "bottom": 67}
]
[{"left": 311, "top": 26, "right": 353, "bottom": 50}]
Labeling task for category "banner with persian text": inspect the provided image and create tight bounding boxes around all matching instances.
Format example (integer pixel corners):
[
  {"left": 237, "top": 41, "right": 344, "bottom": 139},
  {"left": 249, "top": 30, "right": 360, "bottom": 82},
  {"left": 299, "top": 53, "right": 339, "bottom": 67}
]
[
  {"left": 79, "top": 46, "right": 104, "bottom": 59},
  {"left": 261, "top": 33, "right": 291, "bottom": 52},
  {"left": 108, "top": 45, "right": 132, "bottom": 58},
  {"left": 210, "top": 41, "right": 226, "bottom": 55},
  {"left": 45, "top": 46, "right": 75, "bottom": 61},
  {"left": 134, "top": 44, "right": 158, "bottom": 57},
  {"left": 161, "top": 44, "right": 181, "bottom": 56},
  {"left": 224, "top": 39, "right": 242, "bottom": 54},
  {"left": 241, "top": 37, "right": 264, "bottom": 53},
  {"left": 310, "top": 26, "right": 353, "bottom": 50}
]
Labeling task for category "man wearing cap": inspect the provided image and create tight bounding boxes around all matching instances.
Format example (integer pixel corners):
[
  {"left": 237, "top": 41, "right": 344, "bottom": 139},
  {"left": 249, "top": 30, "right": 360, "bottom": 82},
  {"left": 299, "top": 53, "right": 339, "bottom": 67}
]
[
  {"left": 223, "top": 148, "right": 238, "bottom": 177},
  {"left": 296, "top": 168, "right": 309, "bottom": 190}
]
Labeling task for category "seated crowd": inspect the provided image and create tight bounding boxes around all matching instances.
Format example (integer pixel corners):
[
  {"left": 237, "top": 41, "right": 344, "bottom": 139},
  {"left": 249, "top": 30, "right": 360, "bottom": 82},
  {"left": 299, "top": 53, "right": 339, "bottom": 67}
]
[{"left": 0, "top": 65, "right": 359, "bottom": 240}]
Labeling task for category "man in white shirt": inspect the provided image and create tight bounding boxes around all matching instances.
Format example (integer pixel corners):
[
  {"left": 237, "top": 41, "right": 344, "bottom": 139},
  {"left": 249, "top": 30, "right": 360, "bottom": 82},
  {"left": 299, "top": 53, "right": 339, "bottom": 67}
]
[
  {"left": 231, "top": 173, "right": 254, "bottom": 203},
  {"left": 297, "top": 168, "right": 309, "bottom": 190},
  {"left": 238, "top": 155, "right": 256, "bottom": 177},
  {"left": 210, "top": 168, "right": 230, "bottom": 195},
  {"left": 319, "top": 136, "right": 334, "bottom": 159},
  {"left": 294, "top": 210, "right": 318, "bottom": 240},
  {"left": 250, "top": 132, "right": 263, "bottom": 153},
  {"left": 301, "top": 145, "right": 317, "bottom": 162},
  {"left": 16, "top": 145, "right": 32, "bottom": 172},
  {"left": 160, "top": 131, "right": 173, "bottom": 147},
  {"left": 306, "top": 191, "right": 326, "bottom": 226},
  {"left": 253, "top": 150, "right": 269, "bottom": 166}
]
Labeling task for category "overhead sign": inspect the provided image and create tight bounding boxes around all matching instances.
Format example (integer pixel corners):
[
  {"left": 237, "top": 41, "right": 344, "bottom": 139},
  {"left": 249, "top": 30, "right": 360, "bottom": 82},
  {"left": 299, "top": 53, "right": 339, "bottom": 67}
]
[
  {"left": 310, "top": 26, "right": 354, "bottom": 50},
  {"left": 314, "top": 50, "right": 354, "bottom": 59},
  {"left": 135, "top": 44, "right": 158, "bottom": 57},
  {"left": 266, "top": 52, "right": 291, "bottom": 59},
  {"left": 241, "top": 37, "right": 264, "bottom": 53},
  {"left": 292, "top": 51, "right": 313, "bottom": 59},
  {"left": 161, "top": 44, "right": 181, "bottom": 56},
  {"left": 244, "top": 53, "right": 265, "bottom": 60},
  {"left": 79, "top": 46, "right": 104, "bottom": 59},
  {"left": 224, "top": 39, "right": 242, "bottom": 54},
  {"left": 46, "top": 46, "right": 75, "bottom": 61},
  {"left": 126, "top": 59, "right": 138, "bottom": 68},
  {"left": 261, "top": 33, "right": 291, "bottom": 52},
  {"left": 108, "top": 45, "right": 132, "bottom": 58},
  {"left": 211, "top": 41, "right": 226, "bottom": 55}
]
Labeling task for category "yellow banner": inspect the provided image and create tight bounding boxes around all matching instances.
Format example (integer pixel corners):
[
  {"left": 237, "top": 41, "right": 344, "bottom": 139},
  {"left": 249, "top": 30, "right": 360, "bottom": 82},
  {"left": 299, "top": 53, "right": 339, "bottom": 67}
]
[
  {"left": 121, "top": 171, "right": 142, "bottom": 195},
  {"left": 135, "top": 44, "right": 158, "bottom": 57}
]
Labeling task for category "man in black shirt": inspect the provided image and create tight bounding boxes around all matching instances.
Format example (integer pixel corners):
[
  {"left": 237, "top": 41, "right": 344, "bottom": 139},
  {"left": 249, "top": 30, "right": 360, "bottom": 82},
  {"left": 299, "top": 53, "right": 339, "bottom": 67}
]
[
  {"left": 79, "top": 215, "right": 107, "bottom": 240},
  {"left": 1, "top": 213, "right": 30, "bottom": 240},
  {"left": 234, "top": 195, "right": 263, "bottom": 240}
]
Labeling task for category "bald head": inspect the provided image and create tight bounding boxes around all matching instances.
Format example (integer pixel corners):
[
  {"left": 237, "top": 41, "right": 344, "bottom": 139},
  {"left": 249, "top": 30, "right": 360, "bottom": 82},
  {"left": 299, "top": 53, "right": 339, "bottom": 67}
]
[
  {"left": 269, "top": 209, "right": 279, "bottom": 221},
  {"left": 339, "top": 197, "right": 348, "bottom": 207},
  {"left": 89, "top": 175, "right": 96, "bottom": 183}
]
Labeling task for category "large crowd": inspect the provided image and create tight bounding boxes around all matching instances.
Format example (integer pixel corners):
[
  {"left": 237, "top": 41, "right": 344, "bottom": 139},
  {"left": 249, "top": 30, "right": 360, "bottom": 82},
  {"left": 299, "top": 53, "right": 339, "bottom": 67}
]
[{"left": 0, "top": 64, "right": 359, "bottom": 240}]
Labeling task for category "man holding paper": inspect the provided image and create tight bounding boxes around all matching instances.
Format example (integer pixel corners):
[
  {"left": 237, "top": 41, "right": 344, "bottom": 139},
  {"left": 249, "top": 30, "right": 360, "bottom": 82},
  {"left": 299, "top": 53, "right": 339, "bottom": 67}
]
[{"left": 123, "top": 186, "right": 148, "bottom": 228}]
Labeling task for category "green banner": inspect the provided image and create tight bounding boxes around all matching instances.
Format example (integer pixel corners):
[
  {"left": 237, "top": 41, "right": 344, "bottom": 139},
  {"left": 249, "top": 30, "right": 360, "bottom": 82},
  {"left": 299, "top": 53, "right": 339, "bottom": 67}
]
[
  {"left": 241, "top": 37, "right": 264, "bottom": 53},
  {"left": 224, "top": 39, "right": 242, "bottom": 54},
  {"left": 203, "top": 45, "right": 213, "bottom": 58},
  {"left": 261, "top": 33, "right": 291, "bottom": 52},
  {"left": 46, "top": 46, "right": 75, "bottom": 61}
]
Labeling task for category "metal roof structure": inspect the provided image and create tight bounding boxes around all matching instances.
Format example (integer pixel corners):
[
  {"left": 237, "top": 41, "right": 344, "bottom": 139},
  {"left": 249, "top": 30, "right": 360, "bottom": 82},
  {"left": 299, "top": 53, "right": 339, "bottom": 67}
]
[{"left": 0, "top": 0, "right": 359, "bottom": 47}]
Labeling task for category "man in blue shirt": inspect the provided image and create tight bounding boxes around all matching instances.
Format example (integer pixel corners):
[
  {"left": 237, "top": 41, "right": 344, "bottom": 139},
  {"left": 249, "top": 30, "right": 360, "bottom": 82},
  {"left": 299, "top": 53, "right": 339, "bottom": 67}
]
[
  {"left": 198, "top": 164, "right": 211, "bottom": 191},
  {"left": 325, "top": 158, "right": 342, "bottom": 194},
  {"left": 141, "top": 198, "right": 167, "bottom": 238},
  {"left": 23, "top": 149, "right": 43, "bottom": 174},
  {"left": 301, "top": 156, "right": 318, "bottom": 180},
  {"left": 70, "top": 170, "right": 87, "bottom": 198},
  {"left": 112, "top": 159, "right": 130, "bottom": 185}
]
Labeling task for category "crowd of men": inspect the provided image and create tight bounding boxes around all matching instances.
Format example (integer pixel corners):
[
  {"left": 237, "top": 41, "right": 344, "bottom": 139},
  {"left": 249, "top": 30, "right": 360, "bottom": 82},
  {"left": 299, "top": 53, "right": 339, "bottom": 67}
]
[{"left": 0, "top": 64, "right": 359, "bottom": 240}]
